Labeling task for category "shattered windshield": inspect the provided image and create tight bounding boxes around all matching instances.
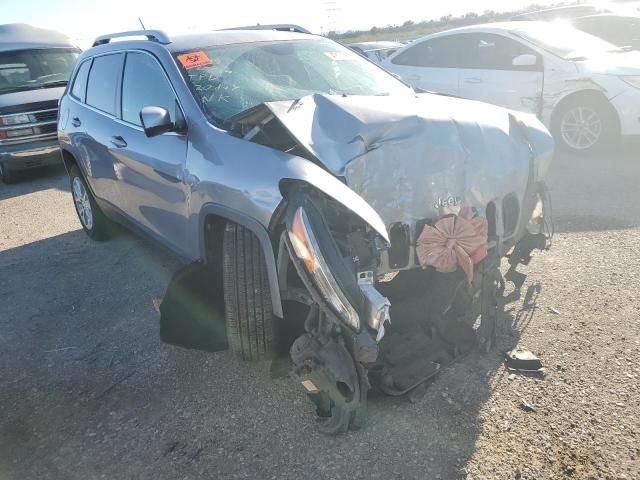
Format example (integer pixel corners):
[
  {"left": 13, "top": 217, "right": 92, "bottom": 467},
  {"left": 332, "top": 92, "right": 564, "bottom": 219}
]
[
  {"left": 176, "top": 39, "right": 412, "bottom": 121},
  {"left": 513, "top": 23, "right": 621, "bottom": 59},
  {"left": 0, "top": 48, "right": 79, "bottom": 95}
]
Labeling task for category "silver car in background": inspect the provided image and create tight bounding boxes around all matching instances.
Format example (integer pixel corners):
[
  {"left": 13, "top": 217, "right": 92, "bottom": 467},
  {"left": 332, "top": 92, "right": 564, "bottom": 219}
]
[{"left": 347, "top": 41, "right": 404, "bottom": 63}]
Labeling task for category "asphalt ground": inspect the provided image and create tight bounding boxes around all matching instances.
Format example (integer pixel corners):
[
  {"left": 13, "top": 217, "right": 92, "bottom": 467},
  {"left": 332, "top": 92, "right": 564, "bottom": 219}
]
[{"left": 1, "top": 143, "right": 639, "bottom": 479}]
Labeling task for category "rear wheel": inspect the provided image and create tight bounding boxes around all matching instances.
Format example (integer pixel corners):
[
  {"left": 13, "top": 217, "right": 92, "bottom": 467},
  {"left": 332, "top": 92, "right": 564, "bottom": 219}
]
[
  {"left": 69, "top": 166, "right": 114, "bottom": 241},
  {"left": 222, "top": 222, "right": 274, "bottom": 360},
  {"left": 552, "top": 96, "right": 617, "bottom": 154}
]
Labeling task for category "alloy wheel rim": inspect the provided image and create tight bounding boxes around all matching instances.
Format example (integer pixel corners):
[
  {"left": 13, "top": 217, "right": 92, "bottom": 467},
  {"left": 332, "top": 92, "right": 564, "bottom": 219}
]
[
  {"left": 560, "top": 106, "right": 602, "bottom": 150},
  {"left": 72, "top": 177, "right": 93, "bottom": 230}
]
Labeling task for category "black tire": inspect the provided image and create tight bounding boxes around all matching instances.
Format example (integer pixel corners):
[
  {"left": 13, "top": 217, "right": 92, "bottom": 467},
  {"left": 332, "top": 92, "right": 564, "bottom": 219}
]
[
  {"left": 222, "top": 222, "right": 274, "bottom": 361},
  {"left": 0, "top": 164, "right": 18, "bottom": 184},
  {"left": 551, "top": 96, "right": 618, "bottom": 154},
  {"left": 69, "top": 165, "right": 114, "bottom": 241}
]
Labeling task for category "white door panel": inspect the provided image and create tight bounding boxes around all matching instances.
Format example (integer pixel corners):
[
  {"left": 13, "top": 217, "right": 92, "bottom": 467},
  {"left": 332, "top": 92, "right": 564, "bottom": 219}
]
[
  {"left": 394, "top": 66, "right": 459, "bottom": 95},
  {"left": 458, "top": 68, "right": 543, "bottom": 114}
]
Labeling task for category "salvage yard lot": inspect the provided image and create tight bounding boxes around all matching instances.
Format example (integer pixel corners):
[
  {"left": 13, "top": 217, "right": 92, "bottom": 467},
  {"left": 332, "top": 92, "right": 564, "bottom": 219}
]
[{"left": 1, "top": 146, "right": 639, "bottom": 479}]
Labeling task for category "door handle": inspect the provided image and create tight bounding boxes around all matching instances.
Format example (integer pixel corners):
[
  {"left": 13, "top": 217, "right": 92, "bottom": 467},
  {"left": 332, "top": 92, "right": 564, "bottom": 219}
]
[
  {"left": 154, "top": 169, "right": 180, "bottom": 183},
  {"left": 110, "top": 136, "right": 127, "bottom": 148},
  {"left": 463, "top": 77, "right": 483, "bottom": 84},
  {"left": 71, "top": 117, "right": 81, "bottom": 127}
]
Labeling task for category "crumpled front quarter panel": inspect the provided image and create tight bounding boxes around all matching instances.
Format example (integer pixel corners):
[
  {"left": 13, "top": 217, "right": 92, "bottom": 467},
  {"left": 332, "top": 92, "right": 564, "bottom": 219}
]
[{"left": 185, "top": 124, "right": 391, "bottom": 258}]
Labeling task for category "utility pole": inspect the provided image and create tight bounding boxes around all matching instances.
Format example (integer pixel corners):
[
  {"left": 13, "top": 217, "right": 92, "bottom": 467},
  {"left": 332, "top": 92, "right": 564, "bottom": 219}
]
[{"left": 324, "top": 0, "right": 339, "bottom": 33}]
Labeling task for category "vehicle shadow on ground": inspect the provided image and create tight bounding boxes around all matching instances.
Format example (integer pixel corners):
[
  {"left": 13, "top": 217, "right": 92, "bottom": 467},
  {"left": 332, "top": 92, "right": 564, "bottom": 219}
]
[
  {"left": 0, "top": 225, "right": 541, "bottom": 479},
  {"left": 0, "top": 165, "right": 67, "bottom": 201}
]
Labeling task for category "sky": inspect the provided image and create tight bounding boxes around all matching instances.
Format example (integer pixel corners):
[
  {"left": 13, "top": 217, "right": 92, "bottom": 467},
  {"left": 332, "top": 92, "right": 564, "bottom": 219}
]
[{"left": 1, "top": 0, "right": 593, "bottom": 47}]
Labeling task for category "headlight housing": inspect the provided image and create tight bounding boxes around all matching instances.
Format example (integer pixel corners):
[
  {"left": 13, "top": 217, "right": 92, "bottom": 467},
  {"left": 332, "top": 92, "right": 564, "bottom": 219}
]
[
  {"left": 288, "top": 207, "right": 360, "bottom": 331},
  {"left": 620, "top": 76, "right": 640, "bottom": 90}
]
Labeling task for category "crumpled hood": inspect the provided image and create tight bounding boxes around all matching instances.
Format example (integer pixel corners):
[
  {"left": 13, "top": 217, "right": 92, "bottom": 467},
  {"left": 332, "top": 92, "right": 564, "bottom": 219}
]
[
  {"left": 264, "top": 92, "right": 553, "bottom": 228},
  {"left": 576, "top": 51, "right": 640, "bottom": 75}
]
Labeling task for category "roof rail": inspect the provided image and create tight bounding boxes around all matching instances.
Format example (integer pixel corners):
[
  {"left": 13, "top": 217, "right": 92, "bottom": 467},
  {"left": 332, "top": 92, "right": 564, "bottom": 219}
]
[
  {"left": 92, "top": 29, "right": 171, "bottom": 47},
  {"left": 225, "top": 24, "right": 311, "bottom": 34}
]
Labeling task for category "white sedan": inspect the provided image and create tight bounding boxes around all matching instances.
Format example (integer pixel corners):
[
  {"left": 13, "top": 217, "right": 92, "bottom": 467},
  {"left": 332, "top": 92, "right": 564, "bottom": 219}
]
[{"left": 383, "top": 21, "right": 640, "bottom": 153}]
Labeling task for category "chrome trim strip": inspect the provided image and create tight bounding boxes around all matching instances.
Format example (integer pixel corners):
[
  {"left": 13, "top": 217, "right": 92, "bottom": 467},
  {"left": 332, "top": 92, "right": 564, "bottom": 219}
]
[
  {"left": 0, "top": 132, "right": 58, "bottom": 145},
  {"left": 0, "top": 119, "right": 58, "bottom": 131},
  {"left": 0, "top": 107, "right": 58, "bottom": 119}
]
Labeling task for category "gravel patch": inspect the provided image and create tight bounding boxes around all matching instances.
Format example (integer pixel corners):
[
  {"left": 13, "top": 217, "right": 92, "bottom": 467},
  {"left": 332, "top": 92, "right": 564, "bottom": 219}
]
[{"left": 1, "top": 149, "right": 638, "bottom": 479}]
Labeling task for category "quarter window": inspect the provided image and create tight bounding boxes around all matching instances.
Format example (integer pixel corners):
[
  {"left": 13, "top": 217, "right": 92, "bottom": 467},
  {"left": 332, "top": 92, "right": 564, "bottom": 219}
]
[
  {"left": 121, "top": 52, "right": 176, "bottom": 126},
  {"left": 86, "top": 53, "right": 123, "bottom": 115},
  {"left": 70, "top": 60, "right": 91, "bottom": 102}
]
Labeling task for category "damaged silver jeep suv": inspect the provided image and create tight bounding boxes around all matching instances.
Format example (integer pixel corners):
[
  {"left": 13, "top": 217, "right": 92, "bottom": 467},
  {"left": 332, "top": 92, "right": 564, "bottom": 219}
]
[{"left": 58, "top": 29, "right": 554, "bottom": 433}]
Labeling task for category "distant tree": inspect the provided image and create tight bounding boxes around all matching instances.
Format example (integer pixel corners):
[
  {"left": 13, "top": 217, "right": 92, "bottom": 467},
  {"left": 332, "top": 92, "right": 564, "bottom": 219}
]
[{"left": 331, "top": 3, "right": 572, "bottom": 44}]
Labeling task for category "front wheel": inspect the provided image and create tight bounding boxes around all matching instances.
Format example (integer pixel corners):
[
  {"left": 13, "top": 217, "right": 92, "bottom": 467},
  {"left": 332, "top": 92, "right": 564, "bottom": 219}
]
[
  {"left": 0, "top": 164, "right": 18, "bottom": 184},
  {"left": 552, "top": 97, "right": 618, "bottom": 154},
  {"left": 222, "top": 222, "right": 274, "bottom": 360},
  {"left": 69, "top": 166, "right": 114, "bottom": 241}
]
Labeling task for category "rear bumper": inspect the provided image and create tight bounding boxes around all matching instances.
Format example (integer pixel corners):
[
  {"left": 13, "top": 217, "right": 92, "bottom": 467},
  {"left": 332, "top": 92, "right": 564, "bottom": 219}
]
[{"left": 0, "top": 138, "right": 62, "bottom": 172}]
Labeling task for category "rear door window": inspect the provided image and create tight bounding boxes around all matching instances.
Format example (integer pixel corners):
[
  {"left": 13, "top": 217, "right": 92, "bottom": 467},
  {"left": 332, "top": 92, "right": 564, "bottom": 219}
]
[
  {"left": 71, "top": 60, "right": 91, "bottom": 102},
  {"left": 121, "top": 52, "right": 176, "bottom": 126},
  {"left": 462, "top": 33, "right": 541, "bottom": 71},
  {"left": 86, "top": 53, "right": 123, "bottom": 115},
  {"left": 391, "top": 35, "right": 471, "bottom": 68}
]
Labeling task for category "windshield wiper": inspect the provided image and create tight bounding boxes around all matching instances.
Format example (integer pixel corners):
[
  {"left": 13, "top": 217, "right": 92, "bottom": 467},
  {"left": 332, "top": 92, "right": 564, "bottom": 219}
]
[
  {"left": 0, "top": 85, "right": 42, "bottom": 95},
  {"left": 37, "top": 80, "right": 68, "bottom": 88}
]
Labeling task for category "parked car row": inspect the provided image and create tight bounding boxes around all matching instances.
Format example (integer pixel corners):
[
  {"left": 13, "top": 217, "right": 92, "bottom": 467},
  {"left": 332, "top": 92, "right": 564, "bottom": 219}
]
[
  {"left": 3, "top": 10, "right": 640, "bottom": 183},
  {"left": 346, "top": 41, "right": 404, "bottom": 62}
]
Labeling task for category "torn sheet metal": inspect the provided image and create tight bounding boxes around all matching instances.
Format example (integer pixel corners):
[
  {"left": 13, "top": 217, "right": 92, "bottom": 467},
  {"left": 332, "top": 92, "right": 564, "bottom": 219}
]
[{"left": 263, "top": 93, "right": 554, "bottom": 236}]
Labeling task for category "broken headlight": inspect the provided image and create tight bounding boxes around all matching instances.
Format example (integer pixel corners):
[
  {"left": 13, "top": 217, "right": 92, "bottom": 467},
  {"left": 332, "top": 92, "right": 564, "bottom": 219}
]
[{"left": 288, "top": 207, "right": 360, "bottom": 331}]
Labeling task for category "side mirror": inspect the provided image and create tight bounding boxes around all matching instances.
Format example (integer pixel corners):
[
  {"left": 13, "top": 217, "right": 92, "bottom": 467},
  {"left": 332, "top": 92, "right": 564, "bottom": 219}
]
[
  {"left": 140, "top": 106, "right": 174, "bottom": 137},
  {"left": 512, "top": 53, "right": 538, "bottom": 67}
]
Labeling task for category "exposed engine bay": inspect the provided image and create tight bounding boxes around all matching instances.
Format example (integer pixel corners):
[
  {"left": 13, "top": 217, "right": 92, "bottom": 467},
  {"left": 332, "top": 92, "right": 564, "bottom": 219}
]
[{"left": 276, "top": 182, "right": 551, "bottom": 433}]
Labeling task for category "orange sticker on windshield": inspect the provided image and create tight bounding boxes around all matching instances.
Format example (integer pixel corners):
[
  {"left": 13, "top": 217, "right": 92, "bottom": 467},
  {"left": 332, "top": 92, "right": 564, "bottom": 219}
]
[{"left": 177, "top": 51, "right": 213, "bottom": 69}]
